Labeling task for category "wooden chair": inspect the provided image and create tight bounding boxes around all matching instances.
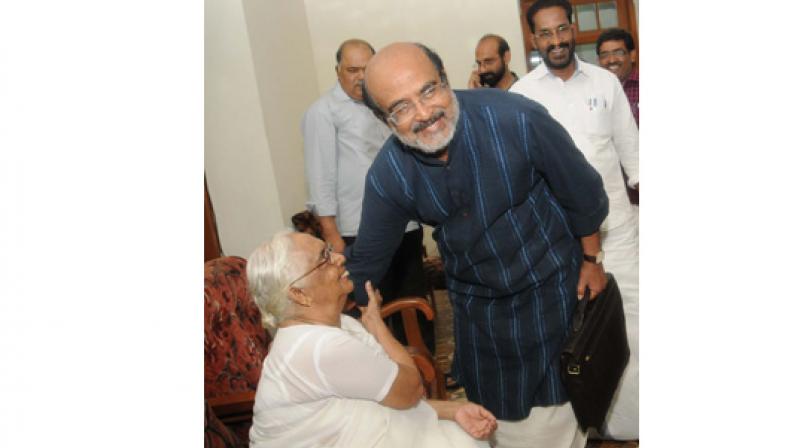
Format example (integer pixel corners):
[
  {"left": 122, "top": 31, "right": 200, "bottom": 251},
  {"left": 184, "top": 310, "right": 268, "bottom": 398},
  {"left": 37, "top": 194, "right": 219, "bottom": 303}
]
[{"left": 382, "top": 297, "right": 448, "bottom": 400}]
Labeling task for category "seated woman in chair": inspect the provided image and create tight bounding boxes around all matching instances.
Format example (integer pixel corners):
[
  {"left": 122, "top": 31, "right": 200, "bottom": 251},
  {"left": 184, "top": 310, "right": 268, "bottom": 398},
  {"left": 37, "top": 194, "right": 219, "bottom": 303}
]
[{"left": 246, "top": 230, "right": 497, "bottom": 448}]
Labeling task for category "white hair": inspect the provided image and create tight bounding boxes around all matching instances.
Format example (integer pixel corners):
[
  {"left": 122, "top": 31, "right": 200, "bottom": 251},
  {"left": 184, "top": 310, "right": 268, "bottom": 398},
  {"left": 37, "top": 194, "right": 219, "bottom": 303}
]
[{"left": 246, "top": 230, "right": 307, "bottom": 335}]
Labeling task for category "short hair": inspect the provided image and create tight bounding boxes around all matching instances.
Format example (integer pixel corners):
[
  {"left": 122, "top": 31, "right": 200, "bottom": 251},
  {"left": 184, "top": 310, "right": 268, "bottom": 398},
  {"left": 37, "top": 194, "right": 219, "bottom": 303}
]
[
  {"left": 246, "top": 230, "right": 306, "bottom": 334},
  {"left": 596, "top": 28, "right": 635, "bottom": 54},
  {"left": 525, "top": 0, "right": 573, "bottom": 34},
  {"left": 479, "top": 34, "right": 510, "bottom": 58},
  {"left": 362, "top": 43, "right": 449, "bottom": 123},
  {"left": 335, "top": 39, "right": 376, "bottom": 65}
]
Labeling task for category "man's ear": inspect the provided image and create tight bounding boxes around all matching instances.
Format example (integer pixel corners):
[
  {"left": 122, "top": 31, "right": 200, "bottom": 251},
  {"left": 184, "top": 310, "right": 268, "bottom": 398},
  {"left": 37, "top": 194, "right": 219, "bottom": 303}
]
[
  {"left": 503, "top": 49, "right": 512, "bottom": 65},
  {"left": 630, "top": 49, "right": 637, "bottom": 65}
]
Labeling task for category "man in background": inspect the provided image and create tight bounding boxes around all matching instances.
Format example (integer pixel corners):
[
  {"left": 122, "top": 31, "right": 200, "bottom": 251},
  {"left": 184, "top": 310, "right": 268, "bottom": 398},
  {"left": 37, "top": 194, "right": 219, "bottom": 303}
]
[
  {"left": 301, "top": 39, "right": 432, "bottom": 349},
  {"left": 597, "top": 28, "right": 638, "bottom": 126},
  {"left": 510, "top": 0, "right": 639, "bottom": 440},
  {"left": 467, "top": 34, "right": 518, "bottom": 90},
  {"left": 597, "top": 27, "right": 639, "bottom": 206}
]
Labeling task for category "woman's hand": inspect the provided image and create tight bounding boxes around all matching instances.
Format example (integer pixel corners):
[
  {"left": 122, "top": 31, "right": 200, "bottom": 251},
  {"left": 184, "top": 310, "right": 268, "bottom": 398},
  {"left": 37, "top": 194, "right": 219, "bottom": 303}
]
[
  {"left": 358, "top": 281, "right": 384, "bottom": 336},
  {"left": 453, "top": 402, "right": 498, "bottom": 440}
]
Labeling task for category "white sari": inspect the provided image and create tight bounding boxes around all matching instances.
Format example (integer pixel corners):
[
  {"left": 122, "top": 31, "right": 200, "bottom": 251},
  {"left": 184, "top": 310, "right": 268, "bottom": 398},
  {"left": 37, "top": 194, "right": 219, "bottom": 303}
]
[{"left": 249, "top": 315, "right": 481, "bottom": 448}]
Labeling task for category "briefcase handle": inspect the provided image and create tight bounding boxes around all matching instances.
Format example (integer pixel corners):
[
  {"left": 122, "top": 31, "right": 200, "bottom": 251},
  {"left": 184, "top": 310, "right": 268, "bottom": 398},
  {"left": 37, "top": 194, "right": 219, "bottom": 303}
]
[{"left": 571, "top": 286, "right": 591, "bottom": 333}]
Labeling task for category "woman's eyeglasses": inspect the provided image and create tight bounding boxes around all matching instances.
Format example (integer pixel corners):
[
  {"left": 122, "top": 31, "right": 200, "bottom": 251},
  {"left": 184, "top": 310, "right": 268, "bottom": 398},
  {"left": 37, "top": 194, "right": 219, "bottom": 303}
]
[{"left": 287, "top": 243, "right": 334, "bottom": 288}]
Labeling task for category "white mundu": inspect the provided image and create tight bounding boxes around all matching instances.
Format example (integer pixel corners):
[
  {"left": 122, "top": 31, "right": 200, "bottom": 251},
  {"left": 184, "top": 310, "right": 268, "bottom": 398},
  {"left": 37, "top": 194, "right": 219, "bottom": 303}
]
[{"left": 249, "top": 315, "right": 485, "bottom": 448}]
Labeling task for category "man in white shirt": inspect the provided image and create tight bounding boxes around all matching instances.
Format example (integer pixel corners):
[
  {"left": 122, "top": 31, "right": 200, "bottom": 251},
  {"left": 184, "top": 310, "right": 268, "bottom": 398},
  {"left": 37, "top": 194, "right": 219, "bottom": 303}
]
[
  {"left": 302, "top": 39, "right": 431, "bottom": 349},
  {"left": 509, "top": 0, "right": 639, "bottom": 440}
]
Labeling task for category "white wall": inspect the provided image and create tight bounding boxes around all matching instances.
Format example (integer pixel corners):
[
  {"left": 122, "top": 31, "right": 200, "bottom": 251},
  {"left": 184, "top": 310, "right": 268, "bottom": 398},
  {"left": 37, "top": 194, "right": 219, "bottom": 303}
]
[
  {"left": 303, "top": 0, "right": 528, "bottom": 93},
  {"left": 205, "top": 0, "right": 318, "bottom": 257}
]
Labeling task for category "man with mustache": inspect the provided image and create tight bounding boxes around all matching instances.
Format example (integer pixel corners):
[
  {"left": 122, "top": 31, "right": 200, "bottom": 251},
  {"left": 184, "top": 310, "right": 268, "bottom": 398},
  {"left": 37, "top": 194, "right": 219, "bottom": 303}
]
[
  {"left": 596, "top": 28, "right": 639, "bottom": 207},
  {"left": 302, "top": 39, "right": 432, "bottom": 350},
  {"left": 467, "top": 34, "right": 519, "bottom": 90},
  {"left": 510, "top": 0, "right": 640, "bottom": 441},
  {"left": 348, "top": 41, "right": 610, "bottom": 447},
  {"left": 597, "top": 28, "right": 638, "bottom": 126}
]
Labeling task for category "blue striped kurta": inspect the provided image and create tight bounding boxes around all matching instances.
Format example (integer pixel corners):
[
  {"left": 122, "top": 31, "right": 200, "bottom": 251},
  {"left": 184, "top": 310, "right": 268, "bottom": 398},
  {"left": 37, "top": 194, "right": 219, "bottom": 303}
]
[{"left": 346, "top": 88, "right": 608, "bottom": 420}]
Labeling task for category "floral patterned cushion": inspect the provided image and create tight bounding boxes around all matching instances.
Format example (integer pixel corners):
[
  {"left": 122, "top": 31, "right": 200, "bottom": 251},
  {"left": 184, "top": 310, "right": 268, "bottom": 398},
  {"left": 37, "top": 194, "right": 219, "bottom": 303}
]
[{"left": 204, "top": 256, "right": 271, "bottom": 399}]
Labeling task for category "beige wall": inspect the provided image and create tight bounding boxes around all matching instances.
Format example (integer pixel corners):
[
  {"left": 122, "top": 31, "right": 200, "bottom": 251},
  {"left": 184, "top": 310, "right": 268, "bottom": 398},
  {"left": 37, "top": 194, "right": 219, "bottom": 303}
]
[
  {"left": 205, "top": 0, "right": 318, "bottom": 257},
  {"left": 303, "top": 0, "right": 527, "bottom": 93},
  {"left": 242, "top": 0, "right": 319, "bottom": 225}
]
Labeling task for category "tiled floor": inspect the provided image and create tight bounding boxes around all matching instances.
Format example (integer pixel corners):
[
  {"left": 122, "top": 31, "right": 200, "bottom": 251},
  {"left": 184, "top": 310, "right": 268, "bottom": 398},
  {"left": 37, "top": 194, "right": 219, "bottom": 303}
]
[{"left": 431, "top": 289, "right": 638, "bottom": 448}]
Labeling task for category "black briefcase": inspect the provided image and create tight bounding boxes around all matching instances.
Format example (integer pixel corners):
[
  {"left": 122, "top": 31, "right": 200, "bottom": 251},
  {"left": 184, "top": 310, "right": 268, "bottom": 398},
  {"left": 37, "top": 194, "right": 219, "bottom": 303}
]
[{"left": 560, "top": 273, "right": 630, "bottom": 433}]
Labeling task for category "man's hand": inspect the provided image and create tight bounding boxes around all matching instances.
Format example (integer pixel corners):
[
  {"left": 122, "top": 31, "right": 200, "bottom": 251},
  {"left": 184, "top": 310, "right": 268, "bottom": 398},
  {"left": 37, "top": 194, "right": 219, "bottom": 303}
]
[
  {"left": 577, "top": 261, "right": 606, "bottom": 300},
  {"left": 327, "top": 234, "right": 346, "bottom": 254},
  {"left": 468, "top": 70, "right": 481, "bottom": 89},
  {"left": 454, "top": 403, "right": 498, "bottom": 440},
  {"left": 317, "top": 216, "right": 346, "bottom": 253},
  {"left": 578, "top": 231, "right": 606, "bottom": 300}
]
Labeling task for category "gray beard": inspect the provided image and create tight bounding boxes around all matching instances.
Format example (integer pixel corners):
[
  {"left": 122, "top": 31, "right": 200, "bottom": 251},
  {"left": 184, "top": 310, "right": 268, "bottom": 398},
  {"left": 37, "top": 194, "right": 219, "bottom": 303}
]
[{"left": 396, "top": 91, "right": 460, "bottom": 154}]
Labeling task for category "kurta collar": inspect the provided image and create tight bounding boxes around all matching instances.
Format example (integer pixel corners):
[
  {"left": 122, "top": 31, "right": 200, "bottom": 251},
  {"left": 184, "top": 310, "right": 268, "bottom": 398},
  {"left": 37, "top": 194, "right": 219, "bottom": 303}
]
[{"left": 532, "top": 55, "right": 589, "bottom": 82}]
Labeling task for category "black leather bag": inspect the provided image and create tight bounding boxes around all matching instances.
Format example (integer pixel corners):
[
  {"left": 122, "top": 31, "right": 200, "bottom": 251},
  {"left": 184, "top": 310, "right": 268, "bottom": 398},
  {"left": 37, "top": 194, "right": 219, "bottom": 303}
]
[{"left": 560, "top": 273, "right": 630, "bottom": 433}]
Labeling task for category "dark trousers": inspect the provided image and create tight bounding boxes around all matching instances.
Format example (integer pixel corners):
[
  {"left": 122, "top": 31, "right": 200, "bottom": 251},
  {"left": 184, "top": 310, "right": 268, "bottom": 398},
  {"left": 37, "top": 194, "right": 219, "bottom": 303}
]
[{"left": 344, "top": 228, "right": 436, "bottom": 353}]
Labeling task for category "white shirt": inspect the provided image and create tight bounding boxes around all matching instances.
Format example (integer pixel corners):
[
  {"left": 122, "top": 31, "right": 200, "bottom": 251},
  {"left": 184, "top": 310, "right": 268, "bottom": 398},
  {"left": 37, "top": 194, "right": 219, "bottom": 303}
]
[
  {"left": 302, "top": 82, "right": 418, "bottom": 236},
  {"left": 510, "top": 57, "right": 638, "bottom": 230},
  {"left": 249, "top": 315, "right": 479, "bottom": 448}
]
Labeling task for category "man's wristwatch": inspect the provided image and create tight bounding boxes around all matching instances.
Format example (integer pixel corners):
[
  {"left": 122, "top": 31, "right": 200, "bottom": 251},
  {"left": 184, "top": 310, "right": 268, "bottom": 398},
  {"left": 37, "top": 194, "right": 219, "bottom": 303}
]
[{"left": 583, "top": 250, "right": 604, "bottom": 264}]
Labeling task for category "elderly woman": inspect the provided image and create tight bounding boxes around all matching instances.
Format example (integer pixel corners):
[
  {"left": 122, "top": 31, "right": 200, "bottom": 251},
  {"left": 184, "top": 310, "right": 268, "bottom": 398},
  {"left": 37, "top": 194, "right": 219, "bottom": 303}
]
[{"left": 246, "top": 230, "right": 497, "bottom": 448}]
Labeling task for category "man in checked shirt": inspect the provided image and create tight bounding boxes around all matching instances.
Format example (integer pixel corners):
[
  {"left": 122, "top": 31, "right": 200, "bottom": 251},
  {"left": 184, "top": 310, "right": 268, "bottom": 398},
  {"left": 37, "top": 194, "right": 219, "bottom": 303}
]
[
  {"left": 597, "top": 28, "right": 639, "bottom": 127},
  {"left": 347, "top": 41, "right": 609, "bottom": 448}
]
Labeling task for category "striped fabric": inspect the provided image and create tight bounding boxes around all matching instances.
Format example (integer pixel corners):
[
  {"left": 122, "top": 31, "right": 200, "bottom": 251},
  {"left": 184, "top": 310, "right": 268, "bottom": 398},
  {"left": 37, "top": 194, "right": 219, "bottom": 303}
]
[{"left": 346, "top": 88, "right": 608, "bottom": 420}]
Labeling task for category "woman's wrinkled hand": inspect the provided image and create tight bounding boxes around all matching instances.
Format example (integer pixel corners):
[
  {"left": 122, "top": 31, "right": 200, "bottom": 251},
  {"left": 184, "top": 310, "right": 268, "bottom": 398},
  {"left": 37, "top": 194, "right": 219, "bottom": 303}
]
[
  {"left": 454, "top": 402, "right": 498, "bottom": 440},
  {"left": 358, "top": 281, "right": 384, "bottom": 334}
]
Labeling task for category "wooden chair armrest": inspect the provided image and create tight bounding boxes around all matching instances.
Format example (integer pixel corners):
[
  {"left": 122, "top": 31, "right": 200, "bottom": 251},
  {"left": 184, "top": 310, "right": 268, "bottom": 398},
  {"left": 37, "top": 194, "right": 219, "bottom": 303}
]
[
  {"left": 207, "top": 390, "right": 256, "bottom": 424},
  {"left": 380, "top": 297, "right": 435, "bottom": 358},
  {"left": 406, "top": 346, "right": 436, "bottom": 384},
  {"left": 380, "top": 296, "right": 434, "bottom": 321},
  {"left": 406, "top": 346, "right": 448, "bottom": 400}
]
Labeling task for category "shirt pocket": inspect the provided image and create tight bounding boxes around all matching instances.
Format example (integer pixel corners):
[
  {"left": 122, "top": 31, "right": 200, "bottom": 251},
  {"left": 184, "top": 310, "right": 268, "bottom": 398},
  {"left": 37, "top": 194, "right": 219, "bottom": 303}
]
[{"left": 582, "top": 95, "right": 612, "bottom": 138}]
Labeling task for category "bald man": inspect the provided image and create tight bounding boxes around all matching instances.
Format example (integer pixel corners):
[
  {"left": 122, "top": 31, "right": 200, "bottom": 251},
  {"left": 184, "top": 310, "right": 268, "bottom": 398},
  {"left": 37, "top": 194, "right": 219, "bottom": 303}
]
[
  {"left": 349, "top": 42, "right": 609, "bottom": 447},
  {"left": 468, "top": 34, "right": 518, "bottom": 90},
  {"left": 302, "top": 39, "right": 430, "bottom": 332}
]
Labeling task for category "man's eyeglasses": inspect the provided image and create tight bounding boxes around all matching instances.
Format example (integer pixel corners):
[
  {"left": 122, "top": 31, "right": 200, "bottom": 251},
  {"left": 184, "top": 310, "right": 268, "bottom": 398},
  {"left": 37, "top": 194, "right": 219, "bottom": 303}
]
[
  {"left": 535, "top": 24, "right": 571, "bottom": 41},
  {"left": 598, "top": 49, "right": 627, "bottom": 59},
  {"left": 287, "top": 243, "right": 334, "bottom": 288},
  {"left": 387, "top": 81, "right": 448, "bottom": 126}
]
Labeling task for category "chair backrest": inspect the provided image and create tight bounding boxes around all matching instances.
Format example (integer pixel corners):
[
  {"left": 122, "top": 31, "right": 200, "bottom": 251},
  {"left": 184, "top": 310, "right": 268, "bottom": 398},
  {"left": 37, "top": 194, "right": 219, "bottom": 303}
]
[{"left": 204, "top": 256, "right": 271, "bottom": 398}]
